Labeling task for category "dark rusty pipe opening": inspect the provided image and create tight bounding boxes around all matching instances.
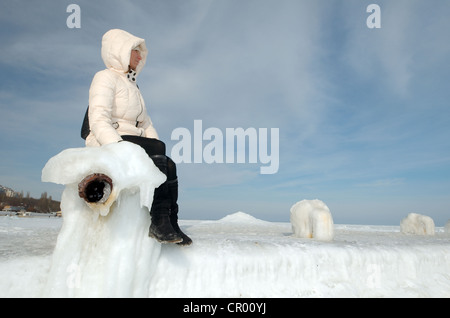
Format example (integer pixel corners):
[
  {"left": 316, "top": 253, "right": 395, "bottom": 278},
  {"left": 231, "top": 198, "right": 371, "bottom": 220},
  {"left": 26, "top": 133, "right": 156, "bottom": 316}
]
[{"left": 78, "top": 173, "right": 113, "bottom": 204}]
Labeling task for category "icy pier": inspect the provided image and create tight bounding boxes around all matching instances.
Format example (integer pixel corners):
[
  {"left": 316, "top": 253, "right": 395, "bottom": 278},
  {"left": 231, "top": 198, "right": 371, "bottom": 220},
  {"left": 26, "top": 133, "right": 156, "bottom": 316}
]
[
  {"left": 9, "top": 142, "right": 443, "bottom": 297},
  {"left": 0, "top": 213, "right": 449, "bottom": 297},
  {"left": 151, "top": 213, "right": 450, "bottom": 297}
]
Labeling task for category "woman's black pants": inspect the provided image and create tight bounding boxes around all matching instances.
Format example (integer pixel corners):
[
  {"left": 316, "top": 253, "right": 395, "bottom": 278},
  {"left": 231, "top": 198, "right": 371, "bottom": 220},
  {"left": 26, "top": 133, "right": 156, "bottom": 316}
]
[
  {"left": 120, "top": 135, "right": 178, "bottom": 219},
  {"left": 121, "top": 135, "right": 177, "bottom": 181},
  {"left": 120, "top": 135, "right": 191, "bottom": 245}
]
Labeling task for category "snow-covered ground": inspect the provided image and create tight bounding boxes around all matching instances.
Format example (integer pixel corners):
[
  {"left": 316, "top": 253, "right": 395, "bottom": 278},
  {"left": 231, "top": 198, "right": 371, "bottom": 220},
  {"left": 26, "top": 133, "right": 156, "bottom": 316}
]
[
  {"left": 2, "top": 142, "right": 448, "bottom": 298},
  {"left": 0, "top": 212, "right": 449, "bottom": 298}
]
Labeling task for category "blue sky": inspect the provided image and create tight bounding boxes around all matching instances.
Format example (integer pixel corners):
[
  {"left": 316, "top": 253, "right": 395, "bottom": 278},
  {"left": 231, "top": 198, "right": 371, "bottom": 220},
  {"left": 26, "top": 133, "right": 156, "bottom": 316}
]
[{"left": 1, "top": 0, "right": 449, "bottom": 225}]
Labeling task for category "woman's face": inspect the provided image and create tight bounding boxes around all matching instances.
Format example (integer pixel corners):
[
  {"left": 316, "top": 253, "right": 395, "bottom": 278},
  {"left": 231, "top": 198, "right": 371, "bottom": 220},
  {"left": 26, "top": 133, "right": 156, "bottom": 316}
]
[{"left": 129, "top": 49, "right": 142, "bottom": 70}]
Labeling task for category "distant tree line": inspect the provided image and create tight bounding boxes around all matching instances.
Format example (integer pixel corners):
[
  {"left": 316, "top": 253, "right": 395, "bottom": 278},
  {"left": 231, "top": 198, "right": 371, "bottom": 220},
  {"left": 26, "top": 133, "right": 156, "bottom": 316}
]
[{"left": 0, "top": 191, "right": 60, "bottom": 213}]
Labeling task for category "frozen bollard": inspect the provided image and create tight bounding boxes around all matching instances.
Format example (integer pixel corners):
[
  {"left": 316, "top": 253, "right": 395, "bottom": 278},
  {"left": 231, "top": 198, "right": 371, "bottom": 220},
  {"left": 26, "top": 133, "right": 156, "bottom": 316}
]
[
  {"left": 290, "top": 199, "right": 334, "bottom": 241},
  {"left": 78, "top": 173, "right": 113, "bottom": 204},
  {"left": 41, "top": 142, "right": 166, "bottom": 297},
  {"left": 445, "top": 220, "right": 450, "bottom": 234},
  {"left": 400, "top": 213, "right": 435, "bottom": 235}
]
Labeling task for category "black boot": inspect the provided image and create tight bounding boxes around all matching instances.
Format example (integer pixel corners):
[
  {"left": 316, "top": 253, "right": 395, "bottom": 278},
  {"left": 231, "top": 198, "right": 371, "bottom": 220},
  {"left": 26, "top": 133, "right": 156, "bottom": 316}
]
[
  {"left": 168, "top": 178, "right": 193, "bottom": 246},
  {"left": 149, "top": 208, "right": 182, "bottom": 244},
  {"left": 148, "top": 155, "right": 182, "bottom": 244}
]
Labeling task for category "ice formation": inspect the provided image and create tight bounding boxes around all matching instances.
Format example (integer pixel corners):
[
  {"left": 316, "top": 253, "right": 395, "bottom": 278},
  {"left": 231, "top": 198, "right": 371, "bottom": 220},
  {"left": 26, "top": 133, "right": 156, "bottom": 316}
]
[
  {"left": 290, "top": 199, "right": 334, "bottom": 241},
  {"left": 400, "top": 213, "right": 435, "bottom": 236},
  {"left": 14, "top": 142, "right": 445, "bottom": 298},
  {"left": 41, "top": 142, "right": 166, "bottom": 297},
  {"left": 445, "top": 220, "right": 450, "bottom": 234}
]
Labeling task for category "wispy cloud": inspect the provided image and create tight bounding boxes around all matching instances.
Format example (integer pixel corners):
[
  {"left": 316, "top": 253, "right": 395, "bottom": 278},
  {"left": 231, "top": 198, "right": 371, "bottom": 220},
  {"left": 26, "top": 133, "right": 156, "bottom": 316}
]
[{"left": 356, "top": 178, "right": 404, "bottom": 188}]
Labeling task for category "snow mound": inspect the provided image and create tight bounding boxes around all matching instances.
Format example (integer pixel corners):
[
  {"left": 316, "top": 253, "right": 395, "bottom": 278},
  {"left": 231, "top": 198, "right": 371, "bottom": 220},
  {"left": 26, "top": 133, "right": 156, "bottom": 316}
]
[
  {"left": 219, "top": 211, "right": 270, "bottom": 224},
  {"left": 400, "top": 213, "right": 435, "bottom": 236},
  {"left": 290, "top": 199, "right": 334, "bottom": 241}
]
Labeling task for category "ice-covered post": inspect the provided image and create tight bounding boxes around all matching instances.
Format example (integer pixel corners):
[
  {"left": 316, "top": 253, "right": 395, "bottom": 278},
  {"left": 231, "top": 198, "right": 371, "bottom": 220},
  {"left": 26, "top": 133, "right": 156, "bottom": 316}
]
[
  {"left": 41, "top": 142, "right": 166, "bottom": 297},
  {"left": 290, "top": 199, "right": 334, "bottom": 241},
  {"left": 400, "top": 213, "right": 435, "bottom": 235},
  {"left": 78, "top": 173, "right": 113, "bottom": 205}
]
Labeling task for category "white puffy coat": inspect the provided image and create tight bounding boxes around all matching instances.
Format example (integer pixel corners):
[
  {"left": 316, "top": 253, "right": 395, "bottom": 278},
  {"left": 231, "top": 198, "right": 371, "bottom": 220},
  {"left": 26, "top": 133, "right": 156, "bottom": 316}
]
[{"left": 86, "top": 29, "right": 158, "bottom": 147}]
